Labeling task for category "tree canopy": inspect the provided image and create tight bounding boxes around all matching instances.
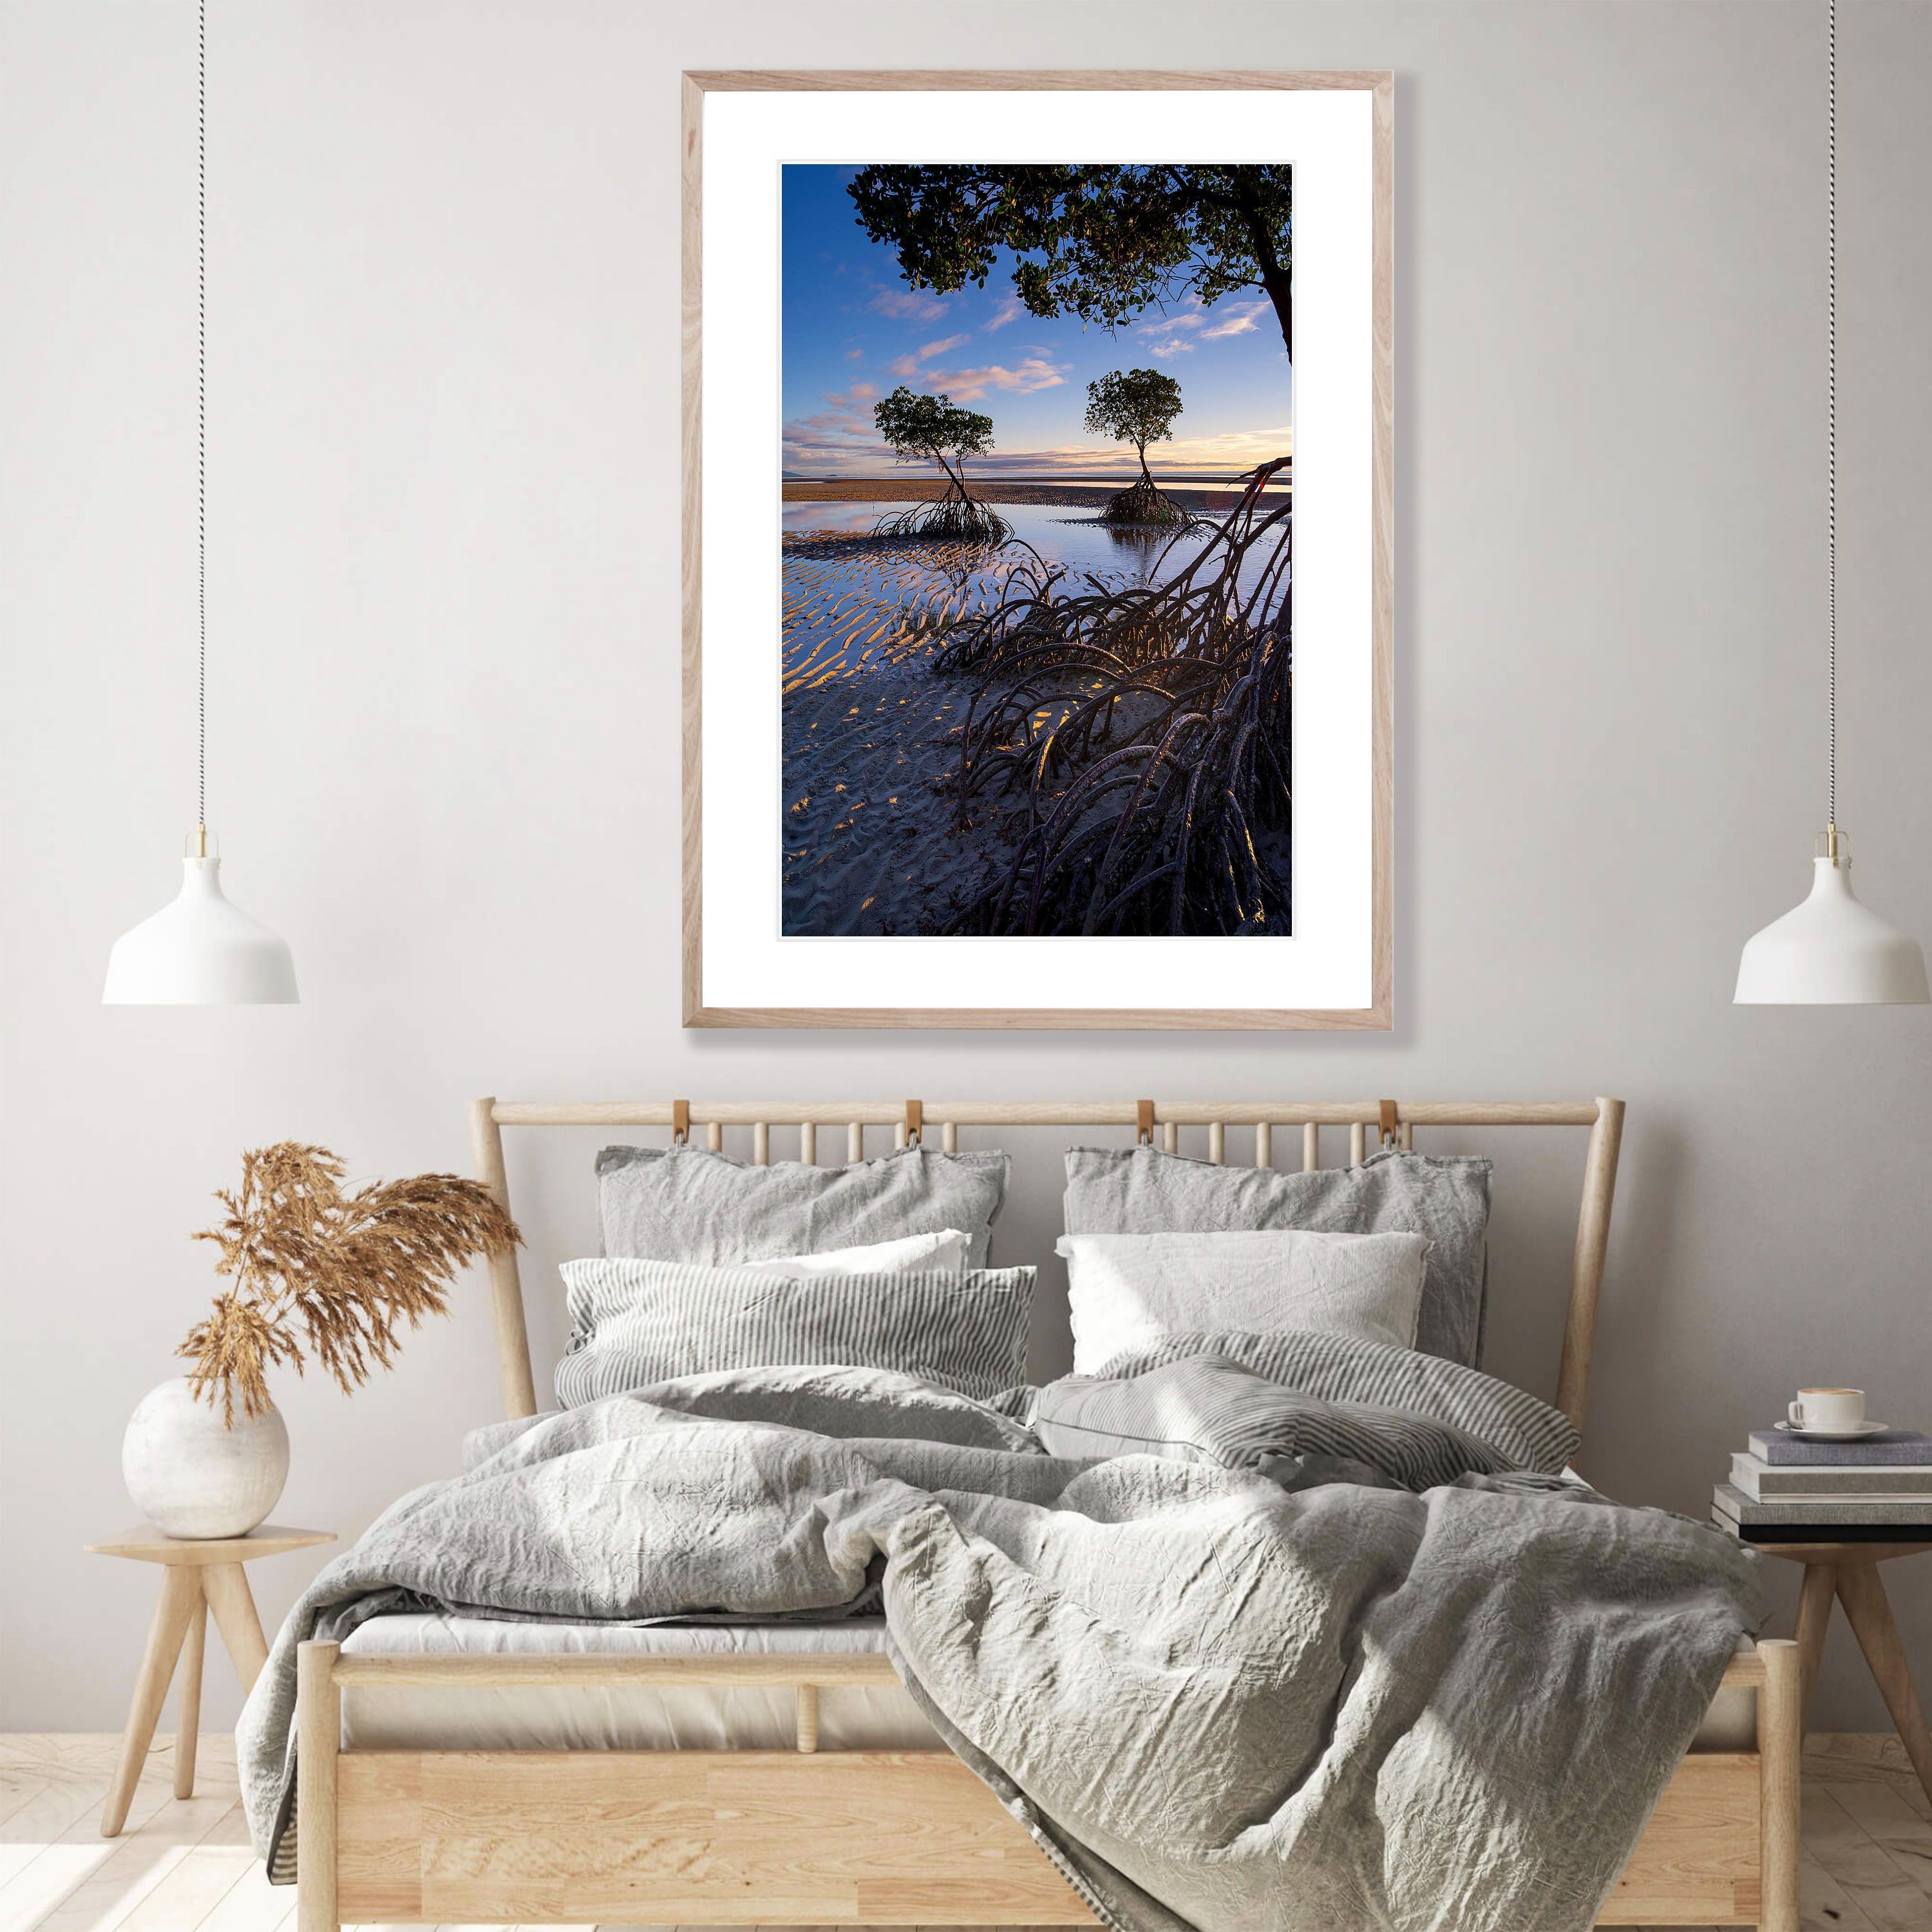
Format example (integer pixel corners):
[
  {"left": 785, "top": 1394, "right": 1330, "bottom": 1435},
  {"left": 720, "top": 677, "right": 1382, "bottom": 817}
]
[
  {"left": 848, "top": 165, "right": 1293, "bottom": 358},
  {"left": 1084, "top": 368, "right": 1184, "bottom": 478},
  {"left": 872, "top": 386, "right": 994, "bottom": 489}
]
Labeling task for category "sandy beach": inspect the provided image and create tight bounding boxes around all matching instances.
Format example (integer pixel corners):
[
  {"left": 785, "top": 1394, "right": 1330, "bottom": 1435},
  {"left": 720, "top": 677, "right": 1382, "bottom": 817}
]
[{"left": 782, "top": 534, "right": 1041, "bottom": 935}]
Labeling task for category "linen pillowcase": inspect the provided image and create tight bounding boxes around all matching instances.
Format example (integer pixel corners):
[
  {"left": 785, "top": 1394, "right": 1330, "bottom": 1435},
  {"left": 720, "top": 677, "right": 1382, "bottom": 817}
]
[
  {"left": 1062, "top": 1145, "right": 1492, "bottom": 1366},
  {"left": 555, "top": 1257, "right": 1034, "bottom": 1407},
  {"left": 1027, "top": 1354, "right": 1540, "bottom": 1491},
  {"left": 1059, "top": 1328, "right": 1580, "bottom": 1476},
  {"left": 732, "top": 1228, "right": 970, "bottom": 1277},
  {"left": 598, "top": 1144, "right": 1010, "bottom": 1269},
  {"left": 1054, "top": 1229, "right": 1428, "bottom": 1373}
]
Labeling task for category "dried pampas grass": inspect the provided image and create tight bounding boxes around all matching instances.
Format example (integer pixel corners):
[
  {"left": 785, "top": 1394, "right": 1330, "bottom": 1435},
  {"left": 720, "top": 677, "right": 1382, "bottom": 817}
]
[{"left": 180, "top": 1142, "right": 522, "bottom": 1425}]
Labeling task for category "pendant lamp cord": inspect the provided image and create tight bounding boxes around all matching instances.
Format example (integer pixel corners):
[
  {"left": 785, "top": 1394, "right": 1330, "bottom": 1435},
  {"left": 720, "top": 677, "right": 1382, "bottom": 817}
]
[
  {"left": 194, "top": 0, "right": 205, "bottom": 838},
  {"left": 1827, "top": 0, "right": 1838, "bottom": 835}
]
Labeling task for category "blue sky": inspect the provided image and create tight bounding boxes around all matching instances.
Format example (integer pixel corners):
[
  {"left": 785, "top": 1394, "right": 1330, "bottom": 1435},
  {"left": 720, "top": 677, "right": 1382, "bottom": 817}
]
[{"left": 781, "top": 166, "right": 1294, "bottom": 480}]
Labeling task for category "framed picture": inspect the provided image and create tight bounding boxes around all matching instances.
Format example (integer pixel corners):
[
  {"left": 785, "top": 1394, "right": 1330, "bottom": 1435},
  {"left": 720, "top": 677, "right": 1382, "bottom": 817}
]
[{"left": 683, "top": 70, "right": 1392, "bottom": 1029}]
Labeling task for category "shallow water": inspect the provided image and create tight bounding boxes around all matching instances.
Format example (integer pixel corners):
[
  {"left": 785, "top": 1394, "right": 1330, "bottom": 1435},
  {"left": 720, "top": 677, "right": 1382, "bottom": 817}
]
[
  {"left": 779, "top": 504, "right": 1290, "bottom": 937},
  {"left": 781, "top": 504, "right": 1287, "bottom": 690},
  {"left": 782, "top": 499, "right": 1280, "bottom": 589}
]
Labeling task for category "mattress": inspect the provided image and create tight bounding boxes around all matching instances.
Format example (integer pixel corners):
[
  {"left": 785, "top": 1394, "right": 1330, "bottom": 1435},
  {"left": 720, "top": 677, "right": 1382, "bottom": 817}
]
[{"left": 338, "top": 1613, "right": 1758, "bottom": 1754}]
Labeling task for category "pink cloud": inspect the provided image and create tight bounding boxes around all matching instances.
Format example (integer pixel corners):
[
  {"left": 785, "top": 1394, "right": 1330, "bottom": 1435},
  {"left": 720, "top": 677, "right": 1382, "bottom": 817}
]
[
  {"left": 914, "top": 357, "right": 1068, "bottom": 403},
  {"left": 916, "top": 333, "right": 970, "bottom": 361},
  {"left": 820, "top": 384, "right": 880, "bottom": 409},
  {"left": 782, "top": 403, "right": 889, "bottom": 467},
  {"left": 1202, "top": 299, "right": 1272, "bottom": 340},
  {"left": 1137, "top": 312, "right": 1204, "bottom": 337},
  {"left": 788, "top": 406, "right": 877, "bottom": 438},
  {"left": 870, "top": 287, "right": 948, "bottom": 322},
  {"left": 983, "top": 298, "right": 1025, "bottom": 331}
]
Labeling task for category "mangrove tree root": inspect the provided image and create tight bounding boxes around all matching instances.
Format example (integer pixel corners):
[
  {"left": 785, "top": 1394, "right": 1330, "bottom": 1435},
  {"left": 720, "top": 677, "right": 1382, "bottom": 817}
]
[
  {"left": 1096, "top": 475, "right": 1196, "bottom": 527},
  {"left": 870, "top": 494, "right": 1012, "bottom": 546},
  {"left": 943, "top": 457, "right": 1294, "bottom": 938}
]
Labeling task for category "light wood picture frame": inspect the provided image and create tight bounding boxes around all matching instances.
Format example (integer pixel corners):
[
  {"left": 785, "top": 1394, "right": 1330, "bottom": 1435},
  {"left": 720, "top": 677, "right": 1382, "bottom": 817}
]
[{"left": 682, "top": 71, "right": 1393, "bottom": 1029}]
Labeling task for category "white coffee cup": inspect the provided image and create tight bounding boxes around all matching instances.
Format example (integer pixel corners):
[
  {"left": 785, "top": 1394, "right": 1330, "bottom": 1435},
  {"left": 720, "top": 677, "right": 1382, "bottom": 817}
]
[{"left": 1788, "top": 1387, "right": 1866, "bottom": 1433}]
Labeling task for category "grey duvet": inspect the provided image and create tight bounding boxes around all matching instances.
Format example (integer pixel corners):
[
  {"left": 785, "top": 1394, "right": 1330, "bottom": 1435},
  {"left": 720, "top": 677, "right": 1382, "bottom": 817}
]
[{"left": 237, "top": 1351, "right": 1760, "bottom": 1932}]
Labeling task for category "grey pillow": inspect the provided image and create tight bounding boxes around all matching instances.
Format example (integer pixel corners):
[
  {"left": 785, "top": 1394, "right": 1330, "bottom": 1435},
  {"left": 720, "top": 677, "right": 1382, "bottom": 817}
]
[
  {"left": 1028, "top": 1354, "right": 1547, "bottom": 1490},
  {"left": 609, "top": 1363, "right": 1043, "bottom": 1455},
  {"left": 598, "top": 1143, "right": 1010, "bottom": 1269},
  {"left": 556, "top": 1258, "right": 1035, "bottom": 1407},
  {"left": 1063, "top": 1146, "right": 1492, "bottom": 1366},
  {"left": 1068, "top": 1329, "right": 1578, "bottom": 1475}
]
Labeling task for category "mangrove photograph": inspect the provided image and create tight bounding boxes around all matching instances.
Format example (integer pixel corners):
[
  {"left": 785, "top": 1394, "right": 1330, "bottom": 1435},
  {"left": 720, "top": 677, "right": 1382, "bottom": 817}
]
[{"left": 781, "top": 163, "right": 1293, "bottom": 939}]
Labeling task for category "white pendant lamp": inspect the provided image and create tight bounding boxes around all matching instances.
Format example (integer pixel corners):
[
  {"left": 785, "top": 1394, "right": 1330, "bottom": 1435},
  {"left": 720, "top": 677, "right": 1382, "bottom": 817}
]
[
  {"left": 1736, "top": 831, "right": 1928, "bottom": 1005},
  {"left": 1735, "top": 0, "right": 1926, "bottom": 1007},
  {"left": 104, "top": 831, "right": 298, "bottom": 1005},
  {"left": 104, "top": 0, "right": 297, "bottom": 1007}
]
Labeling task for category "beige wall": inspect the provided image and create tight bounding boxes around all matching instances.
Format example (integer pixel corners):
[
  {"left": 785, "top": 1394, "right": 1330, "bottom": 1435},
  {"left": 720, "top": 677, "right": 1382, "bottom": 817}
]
[{"left": 3, "top": 0, "right": 1929, "bottom": 1732}]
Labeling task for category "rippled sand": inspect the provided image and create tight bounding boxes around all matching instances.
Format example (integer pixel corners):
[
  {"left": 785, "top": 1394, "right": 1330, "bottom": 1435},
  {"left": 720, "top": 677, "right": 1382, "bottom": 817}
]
[{"left": 782, "top": 533, "right": 1036, "bottom": 937}]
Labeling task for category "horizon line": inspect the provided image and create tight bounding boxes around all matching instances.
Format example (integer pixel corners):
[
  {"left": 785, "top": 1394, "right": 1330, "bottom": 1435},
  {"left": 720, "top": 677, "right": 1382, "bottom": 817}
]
[{"left": 781, "top": 469, "right": 1292, "bottom": 482}]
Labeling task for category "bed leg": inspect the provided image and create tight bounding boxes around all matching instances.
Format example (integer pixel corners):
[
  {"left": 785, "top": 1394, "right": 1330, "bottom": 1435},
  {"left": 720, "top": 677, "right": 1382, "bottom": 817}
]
[
  {"left": 1759, "top": 1638, "right": 1800, "bottom": 1932},
  {"left": 297, "top": 1640, "right": 341, "bottom": 1932}
]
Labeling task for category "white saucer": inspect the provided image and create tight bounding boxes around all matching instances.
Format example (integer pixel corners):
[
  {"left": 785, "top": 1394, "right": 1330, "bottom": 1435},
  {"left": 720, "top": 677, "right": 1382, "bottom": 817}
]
[{"left": 1775, "top": 1419, "right": 1890, "bottom": 1441}]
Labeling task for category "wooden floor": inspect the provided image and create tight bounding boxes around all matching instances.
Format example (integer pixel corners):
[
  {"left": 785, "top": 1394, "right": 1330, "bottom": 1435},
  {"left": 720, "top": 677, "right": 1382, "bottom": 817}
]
[{"left": 3, "top": 1734, "right": 1929, "bottom": 1932}]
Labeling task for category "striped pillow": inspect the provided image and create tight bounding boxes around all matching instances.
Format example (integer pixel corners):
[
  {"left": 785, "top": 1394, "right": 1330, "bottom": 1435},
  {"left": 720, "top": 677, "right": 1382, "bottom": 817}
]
[
  {"left": 1029, "top": 1356, "right": 1530, "bottom": 1492},
  {"left": 1078, "top": 1329, "right": 1579, "bottom": 1475},
  {"left": 556, "top": 1258, "right": 1035, "bottom": 1408}
]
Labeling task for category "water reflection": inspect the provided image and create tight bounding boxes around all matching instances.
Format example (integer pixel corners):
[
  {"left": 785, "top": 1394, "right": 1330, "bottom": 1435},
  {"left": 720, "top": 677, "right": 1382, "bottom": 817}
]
[{"left": 779, "top": 497, "right": 1290, "bottom": 937}]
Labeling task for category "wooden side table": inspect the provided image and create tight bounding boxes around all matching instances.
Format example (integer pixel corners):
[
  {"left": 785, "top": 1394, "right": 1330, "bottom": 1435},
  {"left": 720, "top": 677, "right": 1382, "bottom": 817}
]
[
  {"left": 87, "top": 1521, "right": 334, "bottom": 1837},
  {"left": 1754, "top": 1537, "right": 1932, "bottom": 1804}
]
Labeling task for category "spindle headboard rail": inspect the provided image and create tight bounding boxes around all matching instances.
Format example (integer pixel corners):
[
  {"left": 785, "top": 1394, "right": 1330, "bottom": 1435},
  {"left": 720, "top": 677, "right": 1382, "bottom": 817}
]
[{"left": 469, "top": 1095, "right": 1625, "bottom": 1444}]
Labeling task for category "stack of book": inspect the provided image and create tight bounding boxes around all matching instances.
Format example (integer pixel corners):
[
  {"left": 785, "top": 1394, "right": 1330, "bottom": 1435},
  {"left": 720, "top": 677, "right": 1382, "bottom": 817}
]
[{"left": 1714, "top": 1429, "right": 1932, "bottom": 1540}]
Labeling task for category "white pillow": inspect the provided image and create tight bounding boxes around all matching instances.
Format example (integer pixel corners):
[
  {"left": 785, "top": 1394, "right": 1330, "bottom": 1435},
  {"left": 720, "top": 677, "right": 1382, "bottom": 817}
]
[
  {"left": 732, "top": 1227, "right": 971, "bottom": 1278},
  {"left": 1054, "top": 1229, "right": 1430, "bottom": 1373}
]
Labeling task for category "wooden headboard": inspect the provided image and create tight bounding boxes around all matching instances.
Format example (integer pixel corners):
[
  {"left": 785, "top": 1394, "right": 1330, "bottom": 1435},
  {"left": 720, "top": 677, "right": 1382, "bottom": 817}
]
[{"left": 469, "top": 1097, "right": 1625, "bottom": 1440}]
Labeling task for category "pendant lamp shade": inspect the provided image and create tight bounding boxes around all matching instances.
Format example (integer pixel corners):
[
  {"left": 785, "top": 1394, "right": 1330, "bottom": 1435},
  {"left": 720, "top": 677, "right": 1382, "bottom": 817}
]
[
  {"left": 104, "top": 851, "right": 298, "bottom": 1006},
  {"left": 1735, "top": 851, "right": 1929, "bottom": 1005}
]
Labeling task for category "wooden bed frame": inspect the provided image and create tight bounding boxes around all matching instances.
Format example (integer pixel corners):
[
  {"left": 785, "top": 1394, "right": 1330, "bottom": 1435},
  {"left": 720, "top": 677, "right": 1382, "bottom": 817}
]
[{"left": 294, "top": 1096, "right": 1799, "bottom": 1931}]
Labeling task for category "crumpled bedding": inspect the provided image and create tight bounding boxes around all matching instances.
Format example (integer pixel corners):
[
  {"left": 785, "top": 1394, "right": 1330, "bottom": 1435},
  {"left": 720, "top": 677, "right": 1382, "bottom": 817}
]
[{"left": 238, "top": 1349, "right": 1761, "bottom": 1932}]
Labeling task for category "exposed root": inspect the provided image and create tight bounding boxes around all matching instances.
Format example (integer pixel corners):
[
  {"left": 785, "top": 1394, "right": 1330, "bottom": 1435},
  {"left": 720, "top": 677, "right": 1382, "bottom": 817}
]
[
  {"left": 1096, "top": 473, "right": 1197, "bottom": 527},
  {"left": 939, "top": 459, "right": 1293, "bottom": 937},
  {"left": 870, "top": 489, "right": 1012, "bottom": 546}
]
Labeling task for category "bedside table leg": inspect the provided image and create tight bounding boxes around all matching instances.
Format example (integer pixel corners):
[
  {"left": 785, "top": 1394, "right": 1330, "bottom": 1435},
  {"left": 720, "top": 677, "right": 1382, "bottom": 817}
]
[
  {"left": 202, "top": 1560, "right": 269, "bottom": 1692},
  {"left": 1835, "top": 1560, "right": 1932, "bottom": 1804},
  {"left": 100, "top": 1565, "right": 200, "bottom": 1837},
  {"left": 173, "top": 1582, "right": 206, "bottom": 1799},
  {"left": 1794, "top": 1561, "right": 1836, "bottom": 1720}
]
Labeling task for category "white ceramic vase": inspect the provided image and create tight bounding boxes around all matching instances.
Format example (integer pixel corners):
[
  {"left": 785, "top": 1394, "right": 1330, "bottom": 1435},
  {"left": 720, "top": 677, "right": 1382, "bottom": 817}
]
[{"left": 122, "top": 1377, "right": 289, "bottom": 1539}]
